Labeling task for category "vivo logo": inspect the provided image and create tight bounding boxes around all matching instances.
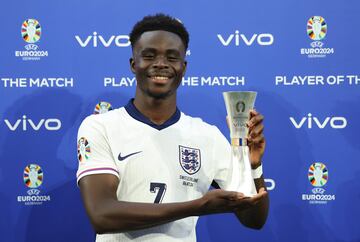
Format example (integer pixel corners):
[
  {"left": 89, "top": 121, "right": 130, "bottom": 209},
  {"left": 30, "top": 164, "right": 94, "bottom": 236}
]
[
  {"left": 75, "top": 32, "right": 130, "bottom": 47},
  {"left": 290, "top": 113, "right": 347, "bottom": 129},
  {"left": 217, "top": 31, "right": 274, "bottom": 46},
  {"left": 4, "top": 115, "right": 62, "bottom": 131},
  {"left": 265, "top": 178, "right": 275, "bottom": 191},
  {"left": 232, "top": 120, "right": 247, "bottom": 128}
]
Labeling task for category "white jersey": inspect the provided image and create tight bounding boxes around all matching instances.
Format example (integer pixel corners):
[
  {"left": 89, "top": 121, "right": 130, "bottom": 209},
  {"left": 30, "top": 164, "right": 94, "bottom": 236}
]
[{"left": 76, "top": 100, "right": 236, "bottom": 242}]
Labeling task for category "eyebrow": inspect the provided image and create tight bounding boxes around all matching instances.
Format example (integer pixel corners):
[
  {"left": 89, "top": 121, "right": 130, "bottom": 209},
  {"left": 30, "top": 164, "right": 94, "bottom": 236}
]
[
  {"left": 140, "top": 48, "right": 156, "bottom": 53},
  {"left": 140, "top": 48, "right": 181, "bottom": 55}
]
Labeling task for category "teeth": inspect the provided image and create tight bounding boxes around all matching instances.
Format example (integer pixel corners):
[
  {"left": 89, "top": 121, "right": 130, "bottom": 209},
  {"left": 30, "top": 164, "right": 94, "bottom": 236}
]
[{"left": 152, "top": 76, "right": 169, "bottom": 80}]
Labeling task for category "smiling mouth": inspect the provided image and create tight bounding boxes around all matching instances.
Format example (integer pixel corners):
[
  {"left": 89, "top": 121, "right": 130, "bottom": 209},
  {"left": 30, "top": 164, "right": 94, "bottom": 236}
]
[{"left": 148, "top": 76, "right": 171, "bottom": 84}]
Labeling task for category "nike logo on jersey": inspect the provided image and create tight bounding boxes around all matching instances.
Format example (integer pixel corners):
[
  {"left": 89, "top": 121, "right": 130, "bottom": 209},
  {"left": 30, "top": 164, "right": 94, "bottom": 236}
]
[{"left": 118, "top": 151, "right": 142, "bottom": 161}]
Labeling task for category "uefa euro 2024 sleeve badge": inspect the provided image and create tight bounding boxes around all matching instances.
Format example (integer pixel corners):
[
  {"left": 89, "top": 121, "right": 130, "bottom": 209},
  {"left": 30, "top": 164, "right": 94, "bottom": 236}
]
[
  {"left": 78, "top": 137, "right": 91, "bottom": 162},
  {"left": 94, "top": 101, "right": 113, "bottom": 114},
  {"left": 179, "top": 145, "right": 201, "bottom": 175}
]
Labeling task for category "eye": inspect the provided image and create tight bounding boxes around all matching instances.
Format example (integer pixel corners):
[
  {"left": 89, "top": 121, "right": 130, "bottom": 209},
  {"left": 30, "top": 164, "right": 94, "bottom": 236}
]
[
  {"left": 167, "top": 56, "right": 179, "bottom": 62},
  {"left": 142, "top": 54, "right": 155, "bottom": 60}
]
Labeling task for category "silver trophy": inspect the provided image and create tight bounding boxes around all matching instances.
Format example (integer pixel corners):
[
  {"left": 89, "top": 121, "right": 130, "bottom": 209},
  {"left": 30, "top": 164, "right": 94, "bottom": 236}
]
[{"left": 223, "top": 91, "right": 257, "bottom": 196}]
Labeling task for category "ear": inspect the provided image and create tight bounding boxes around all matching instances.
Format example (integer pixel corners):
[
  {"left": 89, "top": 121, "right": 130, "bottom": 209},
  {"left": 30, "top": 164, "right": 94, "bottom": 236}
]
[
  {"left": 129, "top": 57, "right": 136, "bottom": 74},
  {"left": 182, "top": 61, "right": 187, "bottom": 77}
]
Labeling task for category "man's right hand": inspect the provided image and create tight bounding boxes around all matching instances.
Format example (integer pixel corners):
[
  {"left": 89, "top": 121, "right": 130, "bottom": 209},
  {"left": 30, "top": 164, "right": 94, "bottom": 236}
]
[{"left": 197, "top": 188, "right": 268, "bottom": 215}]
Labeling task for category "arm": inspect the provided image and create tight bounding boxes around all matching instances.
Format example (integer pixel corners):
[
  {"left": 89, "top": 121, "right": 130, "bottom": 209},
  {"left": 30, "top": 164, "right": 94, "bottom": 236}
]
[
  {"left": 234, "top": 109, "right": 269, "bottom": 229},
  {"left": 79, "top": 173, "right": 267, "bottom": 234}
]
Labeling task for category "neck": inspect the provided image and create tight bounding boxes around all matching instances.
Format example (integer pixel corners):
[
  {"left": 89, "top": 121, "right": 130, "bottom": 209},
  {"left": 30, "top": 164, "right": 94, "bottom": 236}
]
[{"left": 133, "top": 92, "right": 177, "bottom": 125}]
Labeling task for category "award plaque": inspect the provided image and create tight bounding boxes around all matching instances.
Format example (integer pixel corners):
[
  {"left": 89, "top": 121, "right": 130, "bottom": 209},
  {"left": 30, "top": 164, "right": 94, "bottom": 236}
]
[{"left": 223, "top": 91, "right": 257, "bottom": 196}]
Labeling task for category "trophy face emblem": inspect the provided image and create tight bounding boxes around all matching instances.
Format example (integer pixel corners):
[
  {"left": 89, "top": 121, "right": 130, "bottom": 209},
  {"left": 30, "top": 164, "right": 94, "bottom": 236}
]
[
  {"left": 235, "top": 101, "right": 246, "bottom": 113},
  {"left": 223, "top": 91, "right": 257, "bottom": 140}
]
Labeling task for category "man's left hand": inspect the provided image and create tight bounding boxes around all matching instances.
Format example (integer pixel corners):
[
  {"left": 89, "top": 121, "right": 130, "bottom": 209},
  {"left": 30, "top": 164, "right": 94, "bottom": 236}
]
[{"left": 247, "top": 109, "right": 265, "bottom": 168}]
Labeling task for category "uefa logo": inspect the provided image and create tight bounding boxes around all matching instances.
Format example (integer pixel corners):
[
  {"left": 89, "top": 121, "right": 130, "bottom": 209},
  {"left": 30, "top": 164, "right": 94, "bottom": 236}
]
[
  {"left": 23, "top": 164, "right": 43, "bottom": 188},
  {"left": 18, "top": 164, "right": 51, "bottom": 205},
  {"left": 15, "top": 18, "right": 48, "bottom": 60},
  {"left": 302, "top": 162, "right": 335, "bottom": 204},
  {"left": 308, "top": 162, "right": 328, "bottom": 187},
  {"left": 94, "top": 101, "right": 113, "bottom": 114},
  {"left": 300, "top": 16, "right": 334, "bottom": 58},
  {"left": 307, "top": 16, "right": 327, "bottom": 41},
  {"left": 78, "top": 137, "right": 91, "bottom": 162},
  {"left": 21, "top": 19, "right": 41, "bottom": 44}
]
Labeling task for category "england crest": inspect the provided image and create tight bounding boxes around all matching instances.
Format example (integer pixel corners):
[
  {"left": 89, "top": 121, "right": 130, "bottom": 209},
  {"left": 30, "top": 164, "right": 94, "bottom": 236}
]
[{"left": 179, "top": 145, "right": 201, "bottom": 175}]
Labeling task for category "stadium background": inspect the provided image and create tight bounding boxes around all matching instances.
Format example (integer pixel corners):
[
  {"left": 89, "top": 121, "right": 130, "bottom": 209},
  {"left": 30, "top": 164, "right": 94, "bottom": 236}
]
[{"left": 1, "top": 0, "right": 359, "bottom": 241}]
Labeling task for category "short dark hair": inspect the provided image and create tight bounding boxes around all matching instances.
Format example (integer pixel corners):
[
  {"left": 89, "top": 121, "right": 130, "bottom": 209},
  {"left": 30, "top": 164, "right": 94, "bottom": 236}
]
[{"left": 130, "top": 13, "right": 189, "bottom": 50}]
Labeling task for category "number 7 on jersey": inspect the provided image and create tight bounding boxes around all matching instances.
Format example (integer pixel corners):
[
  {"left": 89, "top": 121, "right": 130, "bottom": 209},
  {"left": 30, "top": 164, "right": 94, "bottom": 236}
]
[{"left": 150, "top": 182, "right": 167, "bottom": 203}]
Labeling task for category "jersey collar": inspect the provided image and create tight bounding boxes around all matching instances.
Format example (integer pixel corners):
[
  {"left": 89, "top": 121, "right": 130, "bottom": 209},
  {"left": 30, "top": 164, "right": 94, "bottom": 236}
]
[{"left": 125, "top": 99, "right": 181, "bottom": 130}]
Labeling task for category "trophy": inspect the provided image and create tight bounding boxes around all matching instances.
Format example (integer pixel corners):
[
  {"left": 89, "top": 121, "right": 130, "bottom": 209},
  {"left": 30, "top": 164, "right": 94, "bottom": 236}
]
[{"left": 223, "top": 91, "right": 257, "bottom": 196}]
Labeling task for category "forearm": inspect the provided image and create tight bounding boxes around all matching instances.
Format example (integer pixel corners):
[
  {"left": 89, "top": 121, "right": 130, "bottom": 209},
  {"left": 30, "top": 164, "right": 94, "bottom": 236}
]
[
  {"left": 234, "top": 176, "right": 269, "bottom": 229},
  {"left": 88, "top": 198, "right": 203, "bottom": 234},
  {"left": 80, "top": 174, "right": 260, "bottom": 234}
]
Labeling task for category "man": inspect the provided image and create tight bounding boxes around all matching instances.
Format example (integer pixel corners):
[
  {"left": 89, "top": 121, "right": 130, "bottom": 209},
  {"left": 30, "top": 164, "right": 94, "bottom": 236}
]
[{"left": 76, "top": 13, "right": 269, "bottom": 242}]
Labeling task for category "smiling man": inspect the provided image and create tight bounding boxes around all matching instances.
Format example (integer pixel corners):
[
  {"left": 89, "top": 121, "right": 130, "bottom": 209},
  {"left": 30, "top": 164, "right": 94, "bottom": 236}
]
[{"left": 76, "top": 14, "right": 269, "bottom": 242}]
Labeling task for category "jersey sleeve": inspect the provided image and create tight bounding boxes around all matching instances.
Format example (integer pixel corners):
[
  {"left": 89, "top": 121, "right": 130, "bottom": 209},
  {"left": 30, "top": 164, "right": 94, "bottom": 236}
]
[
  {"left": 211, "top": 127, "right": 233, "bottom": 190},
  {"left": 76, "top": 115, "right": 119, "bottom": 184}
]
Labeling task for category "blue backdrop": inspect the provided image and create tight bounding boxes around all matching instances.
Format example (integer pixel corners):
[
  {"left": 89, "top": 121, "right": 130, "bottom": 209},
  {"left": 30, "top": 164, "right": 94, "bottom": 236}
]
[{"left": 1, "top": 0, "right": 359, "bottom": 241}]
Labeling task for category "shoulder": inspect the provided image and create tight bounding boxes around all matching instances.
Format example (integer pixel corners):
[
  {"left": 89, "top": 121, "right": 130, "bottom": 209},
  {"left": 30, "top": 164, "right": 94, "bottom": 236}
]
[
  {"left": 79, "top": 108, "right": 125, "bottom": 131},
  {"left": 180, "top": 112, "right": 223, "bottom": 137},
  {"left": 81, "top": 107, "right": 125, "bottom": 125}
]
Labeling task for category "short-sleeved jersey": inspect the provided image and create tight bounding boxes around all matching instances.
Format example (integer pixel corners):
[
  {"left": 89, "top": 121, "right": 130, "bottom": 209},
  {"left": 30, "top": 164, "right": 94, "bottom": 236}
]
[{"left": 76, "top": 100, "right": 235, "bottom": 242}]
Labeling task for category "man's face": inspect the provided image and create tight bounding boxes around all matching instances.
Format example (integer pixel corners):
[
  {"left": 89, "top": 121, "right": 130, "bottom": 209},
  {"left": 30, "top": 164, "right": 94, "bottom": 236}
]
[{"left": 130, "top": 30, "right": 187, "bottom": 99}]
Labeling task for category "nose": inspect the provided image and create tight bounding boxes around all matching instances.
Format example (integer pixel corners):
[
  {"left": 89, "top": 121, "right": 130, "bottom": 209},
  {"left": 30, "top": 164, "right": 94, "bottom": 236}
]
[{"left": 152, "top": 56, "right": 169, "bottom": 69}]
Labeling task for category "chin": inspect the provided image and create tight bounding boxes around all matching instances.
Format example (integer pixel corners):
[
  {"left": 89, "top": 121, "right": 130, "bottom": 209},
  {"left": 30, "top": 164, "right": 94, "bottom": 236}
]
[{"left": 146, "top": 89, "right": 173, "bottom": 99}]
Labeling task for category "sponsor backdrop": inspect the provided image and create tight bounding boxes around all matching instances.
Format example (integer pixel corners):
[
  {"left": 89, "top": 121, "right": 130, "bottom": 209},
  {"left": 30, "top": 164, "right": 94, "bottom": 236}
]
[{"left": 1, "top": 0, "right": 359, "bottom": 242}]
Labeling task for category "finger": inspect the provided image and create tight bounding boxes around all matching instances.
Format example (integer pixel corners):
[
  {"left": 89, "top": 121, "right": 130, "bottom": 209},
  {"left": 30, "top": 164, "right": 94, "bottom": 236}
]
[
  {"left": 232, "top": 190, "right": 268, "bottom": 209},
  {"left": 248, "top": 124, "right": 264, "bottom": 139},
  {"left": 248, "top": 134, "right": 265, "bottom": 144},
  {"left": 222, "top": 190, "right": 243, "bottom": 201},
  {"left": 229, "top": 191, "right": 240, "bottom": 201},
  {"left": 249, "top": 109, "right": 258, "bottom": 118},
  {"left": 221, "top": 190, "right": 246, "bottom": 201},
  {"left": 236, "top": 193, "right": 249, "bottom": 200},
  {"left": 258, "top": 187, "right": 266, "bottom": 193},
  {"left": 247, "top": 190, "right": 268, "bottom": 204},
  {"left": 233, "top": 194, "right": 263, "bottom": 209},
  {"left": 247, "top": 113, "right": 264, "bottom": 128}
]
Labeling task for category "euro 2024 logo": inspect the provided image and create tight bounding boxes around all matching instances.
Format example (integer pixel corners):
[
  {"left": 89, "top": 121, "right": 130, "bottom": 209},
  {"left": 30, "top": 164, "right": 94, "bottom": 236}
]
[
  {"left": 15, "top": 19, "right": 49, "bottom": 60},
  {"left": 22, "top": 19, "right": 41, "bottom": 44},
  {"left": 17, "top": 164, "right": 51, "bottom": 205},
  {"left": 94, "top": 101, "right": 113, "bottom": 115},
  {"left": 300, "top": 16, "right": 334, "bottom": 58},
  {"left": 302, "top": 162, "right": 335, "bottom": 204}
]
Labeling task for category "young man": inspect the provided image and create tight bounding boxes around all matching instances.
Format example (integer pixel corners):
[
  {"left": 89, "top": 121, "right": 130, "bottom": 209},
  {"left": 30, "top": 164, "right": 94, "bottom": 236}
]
[{"left": 77, "top": 14, "right": 269, "bottom": 242}]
